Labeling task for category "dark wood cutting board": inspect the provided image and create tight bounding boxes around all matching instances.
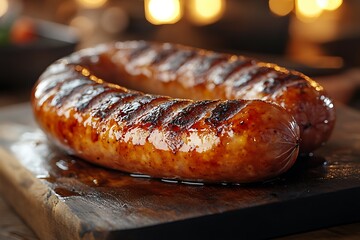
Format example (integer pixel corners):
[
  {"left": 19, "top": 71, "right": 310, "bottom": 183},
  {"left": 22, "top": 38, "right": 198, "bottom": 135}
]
[{"left": 0, "top": 103, "right": 360, "bottom": 240}]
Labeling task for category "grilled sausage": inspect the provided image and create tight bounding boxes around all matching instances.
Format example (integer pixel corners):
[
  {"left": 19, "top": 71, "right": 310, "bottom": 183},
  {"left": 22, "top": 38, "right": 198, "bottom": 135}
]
[
  {"left": 70, "top": 41, "right": 334, "bottom": 153},
  {"left": 31, "top": 58, "right": 300, "bottom": 183}
]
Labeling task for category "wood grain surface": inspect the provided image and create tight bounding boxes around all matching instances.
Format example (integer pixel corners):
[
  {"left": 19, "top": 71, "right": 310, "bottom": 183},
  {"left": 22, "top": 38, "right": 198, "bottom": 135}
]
[
  {"left": 2, "top": 192, "right": 359, "bottom": 240},
  {"left": 0, "top": 103, "right": 360, "bottom": 240},
  {"left": 0, "top": 195, "right": 37, "bottom": 240}
]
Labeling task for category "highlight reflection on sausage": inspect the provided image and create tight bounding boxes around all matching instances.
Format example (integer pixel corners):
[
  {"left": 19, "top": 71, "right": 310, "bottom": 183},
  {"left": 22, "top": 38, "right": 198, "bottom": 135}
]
[
  {"left": 71, "top": 41, "right": 334, "bottom": 153},
  {"left": 32, "top": 60, "right": 300, "bottom": 183}
]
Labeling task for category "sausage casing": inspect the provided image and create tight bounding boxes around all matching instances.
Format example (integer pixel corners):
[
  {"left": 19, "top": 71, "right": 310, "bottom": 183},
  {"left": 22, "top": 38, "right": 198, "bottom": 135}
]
[
  {"left": 32, "top": 58, "right": 300, "bottom": 183},
  {"left": 75, "top": 41, "right": 334, "bottom": 153}
]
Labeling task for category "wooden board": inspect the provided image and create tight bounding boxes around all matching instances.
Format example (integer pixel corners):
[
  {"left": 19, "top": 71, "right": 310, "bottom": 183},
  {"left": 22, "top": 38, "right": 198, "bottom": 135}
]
[{"left": 0, "top": 103, "right": 360, "bottom": 240}]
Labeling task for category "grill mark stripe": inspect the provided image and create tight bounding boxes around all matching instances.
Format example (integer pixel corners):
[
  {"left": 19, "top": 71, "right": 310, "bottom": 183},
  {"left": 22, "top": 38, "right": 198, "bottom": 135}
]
[
  {"left": 36, "top": 72, "right": 80, "bottom": 104},
  {"left": 76, "top": 88, "right": 122, "bottom": 114},
  {"left": 90, "top": 91, "right": 128, "bottom": 118},
  {"left": 206, "top": 57, "right": 251, "bottom": 85},
  {"left": 128, "top": 42, "right": 150, "bottom": 60},
  {"left": 50, "top": 78, "right": 90, "bottom": 106},
  {"left": 150, "top": 46, "right": 177, "bottom": 65},
  {"left": 38, "top": 63, "right": 91, "bottom": 104},
  {"left": 162, "top": 100, "right": 219, "bottom": 153},
  {"left": 194, "top": 53, "right": 228, "bottom": 76},
  {"left": 125, "top": 97, "right": 170, "bottom": 126},
  {"left": 114, "top": 95, "right": 164, "bottom": 122},
  {"left": 128, "top": 48, "right": 158, "bottom": 67},
  {"left": 158, "top": 100, "right": 196, "bottom": 153},
  {"left": 269, "top": 78, "right": 308, "bottom": 97},
  {"left": 206, "top": 100, "right": 248, "bottom": 127},
  {"left": 204, "top": 56, "right": 228, "bottom": 73},
  {"left": 48, "top": 62, "right": 131, "bottom": 111},
  {"left": 221, "top": 59, "right": 255, "bottom": 84},
  {"left": 193, "top": 56, "right": 229, "bottom": 85},
  {"left": 169, "top": 100, "right": 219, "bottom": 130},
  {"left": 75, "top": 85, "right": 109, "bottom": 112},
  {"left": 232, "top": 65, "right": 274, "bottom": 88},
  {"left": 138, "top": 100, "right": 189, "bottom": 127},
  {"left": 158, "top": 50, "right": 196, "bottom": 72},
  {"left": 39, "top": 60, "right": 69, "bottom": 79},
  {"left": 97, "top": 92, "right": 142, "bottom": 120},
  {"left": 60, "top": 83, "right": 100, "bottom": 107},
  {"left": 156, "top": 100, "right": 194, "bottom": 127},
  {"left": 115, "top": 95, "right": 154, "bottom": 120},
  {"left": 38, "top": 71, "right": 79, "bottom": 96}
]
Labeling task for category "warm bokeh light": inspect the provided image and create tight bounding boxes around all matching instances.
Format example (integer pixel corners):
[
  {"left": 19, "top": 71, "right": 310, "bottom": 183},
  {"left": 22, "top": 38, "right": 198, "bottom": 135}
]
[
  {"left": 269, "top": 0, "right": 342, "bottom": 20},
  {"left": 0, "top": 0, "right": 9, "bottom": 18},
  {"left": 69, "top": 15, "right": 95, "bottom": 36},
  {"left": 101, "top": 7, "right": 128, "bottom": 34},
  {"left": 187, "top": 0, "right": 225, "bottom": 25},
  {"left": 269, "top": 0, "right": 294, "bottom": 16},
  {"left": 296, "top": 0, "right": 323, "bottom": 21},
  {"left": 76, "top": 0, "right": 107, "bottom": 9},
  {"left": 316, "top": 0, "right": 342, "bottom": 11},
  {"left": 145, "top": 0, "right": 182, "bottom": 25}
]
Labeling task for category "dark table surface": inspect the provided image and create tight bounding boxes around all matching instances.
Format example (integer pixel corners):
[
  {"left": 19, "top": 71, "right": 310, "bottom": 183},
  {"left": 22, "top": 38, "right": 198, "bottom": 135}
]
[{"left": 1, "top": 68, "right": 360, "bottom": 240}]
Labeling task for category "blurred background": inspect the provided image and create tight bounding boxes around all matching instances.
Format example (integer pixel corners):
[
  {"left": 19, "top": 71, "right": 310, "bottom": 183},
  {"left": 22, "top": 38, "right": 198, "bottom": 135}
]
[{"left": 0, "top": 0, "right": 360, "bottom": 109}]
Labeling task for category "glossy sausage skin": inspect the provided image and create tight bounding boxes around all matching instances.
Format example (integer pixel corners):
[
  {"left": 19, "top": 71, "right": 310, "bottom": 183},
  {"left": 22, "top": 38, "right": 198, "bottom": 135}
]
[
  {"left": 32, "top": 58, "right": 300, "bottom": 183},
  {"left": 75, "top": 41, "right": 335, "bottom": 153}
]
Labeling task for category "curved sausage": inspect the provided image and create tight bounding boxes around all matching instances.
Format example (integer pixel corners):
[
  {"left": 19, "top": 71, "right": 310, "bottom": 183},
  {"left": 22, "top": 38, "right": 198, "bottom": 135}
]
[
  {"left": 71, "top": 41, "right": 334, "bottom": 153},
  {"left": 31, "top": 58, "right": 300, "bottom": 183}
]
